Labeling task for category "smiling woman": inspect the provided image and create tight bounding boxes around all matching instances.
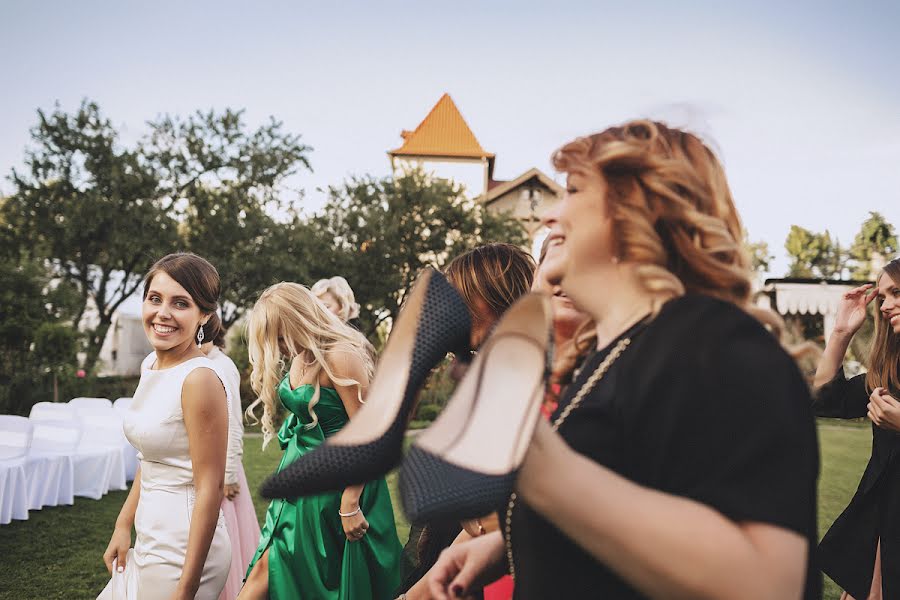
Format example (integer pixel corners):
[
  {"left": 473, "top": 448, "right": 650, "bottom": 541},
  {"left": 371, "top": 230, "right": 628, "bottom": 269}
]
[
  {"left": 97, "top": 252, "right": 232, "bottom": 600},
  {"left": 814, "top": 257, "right": 900, "bottom": 600},
  {"left": 423, "top": 121, "right": 820, "bottom": 600}
]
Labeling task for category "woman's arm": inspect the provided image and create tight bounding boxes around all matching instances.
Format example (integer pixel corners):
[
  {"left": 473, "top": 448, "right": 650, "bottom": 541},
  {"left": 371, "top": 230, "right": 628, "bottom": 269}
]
[
  {"left": 177, "top": 367, "right": 228, "bottom": 599},
  {"left": 406, "top": 529, "right": 476, "bottom": 600},
  {"left": 328, "top": 349, "right": 370, "bottom": 541},
  {"left": 102, "top": 465, "right": 141, "bottom": 573},
  {"left": 813, "top": 330, "right": 854, "bottom": 389},
  {"left": 814, "top": 283, "right": 877, "bottom": 388},
  {"left": 517, "top": 420, "right": 807, "bottom": 600}
]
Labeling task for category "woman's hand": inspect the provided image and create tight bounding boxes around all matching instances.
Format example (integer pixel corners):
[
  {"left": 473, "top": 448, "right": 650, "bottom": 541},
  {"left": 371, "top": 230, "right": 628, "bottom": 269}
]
[
  {"left": 341, "top": 505, "right": 369, "bottom": 542},
  {"left": 224, "top": 482, "right": 240, "bottom": 501},
  {"left": 102, "top": 526, "right": 132, "bottom": 575},
  {"left": 833, "top": 284, "right": 878, "bottom": 336},
  {"left": 868, "top": 387, "right": 900, "bottom": 432},
  {"left": 428, "top": 531, "right": 506, "bottom": 600}
]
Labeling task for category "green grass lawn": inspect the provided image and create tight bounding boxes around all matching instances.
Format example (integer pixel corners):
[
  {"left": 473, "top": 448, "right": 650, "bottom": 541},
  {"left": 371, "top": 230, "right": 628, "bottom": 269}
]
[{"left": 0, "top": 422, "right": 871, "bottom": 599}]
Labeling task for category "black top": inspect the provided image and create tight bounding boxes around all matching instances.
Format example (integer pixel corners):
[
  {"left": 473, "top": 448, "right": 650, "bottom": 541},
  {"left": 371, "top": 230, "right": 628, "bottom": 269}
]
[
  {"left": 507, "top": 294, "right": 821, "bottom": 600},
  {"left": 815, "top": 369, "right": 900, "bottom": 599}
]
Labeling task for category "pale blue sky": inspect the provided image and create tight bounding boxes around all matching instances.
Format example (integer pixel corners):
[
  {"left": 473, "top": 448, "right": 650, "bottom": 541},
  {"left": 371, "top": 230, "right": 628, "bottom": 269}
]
[{"left": 2, "top": 0, "right": 898, "bottom": 275}]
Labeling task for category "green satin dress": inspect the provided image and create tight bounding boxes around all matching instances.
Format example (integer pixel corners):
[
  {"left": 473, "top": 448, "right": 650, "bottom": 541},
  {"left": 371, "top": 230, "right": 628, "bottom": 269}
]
[{"left": 246, "top": 377, "right": 402, "bottom": 599}]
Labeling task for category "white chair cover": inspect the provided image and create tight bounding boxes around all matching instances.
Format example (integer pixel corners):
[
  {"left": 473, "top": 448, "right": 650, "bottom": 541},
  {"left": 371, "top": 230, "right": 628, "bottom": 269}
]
[
  {"left": 113, "top": 397, "right": 133, "bottom": 415},
  {"left": 70, "top": 397, "right": 114, "bottom": 413},
  {"left": 0, "top": 416, "right": 31, "bottom": 525},
  {"left": 31, "top": 417, "right": 116, "bottom": 500},
  {"left": 28, "top": 420, "right": 77, "bottom": 507},
  {"left": 78, "top": 414, "right": 127, "bottom": 493},
  {"left": 0, "top": 415, "right": 32, "bottom": 461},
  {"left": 0, "top": 460, "right": 28, "bottom": 525},
  {"left": 29, "top": 402, "right": 76, "bottom": 421}
]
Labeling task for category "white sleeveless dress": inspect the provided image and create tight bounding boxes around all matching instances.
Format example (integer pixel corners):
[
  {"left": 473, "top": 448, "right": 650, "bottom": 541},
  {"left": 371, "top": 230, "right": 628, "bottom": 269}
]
[{"left": 98, "top": 355, "right": 232, "bottom": 600}]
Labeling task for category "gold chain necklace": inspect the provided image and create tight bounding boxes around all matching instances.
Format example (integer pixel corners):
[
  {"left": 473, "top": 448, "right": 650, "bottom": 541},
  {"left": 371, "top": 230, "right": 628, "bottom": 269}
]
[{"left": 504, "top": 337, "right": 632, "bottom": 580}]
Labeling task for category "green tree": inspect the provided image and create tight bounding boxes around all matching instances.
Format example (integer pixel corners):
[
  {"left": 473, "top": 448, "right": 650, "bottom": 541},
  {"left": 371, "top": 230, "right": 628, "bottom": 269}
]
[
  {"left": 1, "top": 101, "right": 179, "bottom": 372},
  {"left": 0, "top": 258, "right": 80, "bottom": 413},
  {"left": 310, "top": 169, "right": 527, "bottom": 338},
  {"left": 784, "top": 225, "right": 845, "bottom": 279},
  {"left": 2, "top": 102, "right": 315, "bottom": 372},
  {"left": 180, "top": 186, "right": 315, "bottom": 327},
  {"left": 849, "top": 211, "right": 898, "bottom": 280},
  {"left": 743, "top": 231, "right": 773, "bottom": 275},
  {"left": 143, "top": 108, "right": 314, "bottom": 328},
  {"left": 34, "top": 322, "right": 79, "bottom": 402}
]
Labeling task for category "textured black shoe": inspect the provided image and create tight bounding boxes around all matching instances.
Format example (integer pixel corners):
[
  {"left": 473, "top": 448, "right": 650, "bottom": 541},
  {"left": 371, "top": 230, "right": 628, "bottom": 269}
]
[
  {"left": 261, "top": 267, "right": 472, "bottom": 499},
  {"left": 399, "top": 293, "right": 551, "bottom": 522}
]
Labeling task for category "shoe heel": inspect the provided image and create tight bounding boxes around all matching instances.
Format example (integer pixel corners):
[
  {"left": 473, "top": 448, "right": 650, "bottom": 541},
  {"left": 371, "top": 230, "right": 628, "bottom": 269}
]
[
  {"left": 260, "top": 267, "right": 472, "bottom": 499},
  {"left": 399, "top": 293, "right": 551, "bottom": 522}
]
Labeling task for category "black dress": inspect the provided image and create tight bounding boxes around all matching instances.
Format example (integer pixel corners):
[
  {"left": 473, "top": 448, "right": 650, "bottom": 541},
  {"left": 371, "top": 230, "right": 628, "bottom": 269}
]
[
  {"left": 815, "top": 369, "right": 900, "bottom": 599},
  {"left": 505, "top": 295, "right": 822, "bottom": 600}
]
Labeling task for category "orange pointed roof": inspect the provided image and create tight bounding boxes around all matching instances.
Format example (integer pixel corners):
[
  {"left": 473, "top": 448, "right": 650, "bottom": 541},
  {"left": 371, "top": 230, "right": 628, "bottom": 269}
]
[{"left": 389, "top": 94, "right": 494, "bottom": 161}]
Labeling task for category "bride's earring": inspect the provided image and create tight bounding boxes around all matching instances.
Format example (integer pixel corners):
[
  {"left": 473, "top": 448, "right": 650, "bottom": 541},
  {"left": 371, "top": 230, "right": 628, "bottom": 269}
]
[{"left": 196, "top": 326, "right": 204, "bottom": 348}]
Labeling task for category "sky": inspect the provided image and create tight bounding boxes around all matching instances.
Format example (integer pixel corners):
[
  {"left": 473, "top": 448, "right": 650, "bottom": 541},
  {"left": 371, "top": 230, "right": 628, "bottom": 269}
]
[{"left": 2, "top": 0, "right": 898, "bottom": 276}]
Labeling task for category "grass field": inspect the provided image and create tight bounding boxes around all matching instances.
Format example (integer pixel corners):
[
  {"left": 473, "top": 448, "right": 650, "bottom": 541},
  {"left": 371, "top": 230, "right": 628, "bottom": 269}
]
[{"left": 0, "top": 421, "right": 871, "bottom": 599}]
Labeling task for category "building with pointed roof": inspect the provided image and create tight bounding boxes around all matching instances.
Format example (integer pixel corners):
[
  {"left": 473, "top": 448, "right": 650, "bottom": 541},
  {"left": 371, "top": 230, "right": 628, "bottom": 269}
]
[
  {"left": 388, "top": 93, "right": 496, "bottom": 199},
  {"left": 389, "top": 93, "right": 562, "bottom": 251}
]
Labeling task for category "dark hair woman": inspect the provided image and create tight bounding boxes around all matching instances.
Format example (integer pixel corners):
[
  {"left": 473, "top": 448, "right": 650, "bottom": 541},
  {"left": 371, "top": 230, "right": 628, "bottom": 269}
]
[{"left": 99, "top": 253, "right": 232, "bottom": 600}]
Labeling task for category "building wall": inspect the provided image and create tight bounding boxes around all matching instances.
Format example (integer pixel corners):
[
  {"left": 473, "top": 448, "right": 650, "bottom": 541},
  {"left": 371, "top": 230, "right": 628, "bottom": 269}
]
[
  {"left": 393, "top": 158, "right": 486, "bottom": 198},
  {"left": 486, "top": 183, "right": 562, "bottom": 245}
]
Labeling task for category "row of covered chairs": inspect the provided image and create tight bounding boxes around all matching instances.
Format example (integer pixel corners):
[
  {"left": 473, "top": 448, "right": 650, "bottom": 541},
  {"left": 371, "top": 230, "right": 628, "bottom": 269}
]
[{"left": 0, "top": 397, "right": 137, "bottom": 525}]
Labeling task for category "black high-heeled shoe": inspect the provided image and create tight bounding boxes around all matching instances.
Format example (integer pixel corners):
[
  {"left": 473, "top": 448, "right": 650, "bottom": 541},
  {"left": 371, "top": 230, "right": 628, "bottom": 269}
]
[
  {"left": 398, "top": 293, "right": 551, "bottom": 522},
  {"left": 261, "top": 267, "right": 472, "bottom": 499}
]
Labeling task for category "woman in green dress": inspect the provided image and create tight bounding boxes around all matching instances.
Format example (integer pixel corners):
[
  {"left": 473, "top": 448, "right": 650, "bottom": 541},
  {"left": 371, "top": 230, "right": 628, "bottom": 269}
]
[{"left": 239, "top": 282, "right": 402, "bottom": 600}]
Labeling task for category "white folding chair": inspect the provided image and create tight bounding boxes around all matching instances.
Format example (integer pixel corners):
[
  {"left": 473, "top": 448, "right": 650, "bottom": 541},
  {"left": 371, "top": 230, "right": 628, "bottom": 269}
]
[
  {"left": 78, "top": 414, "right": 127, "bottom": 493},
  {"left": 0, "top": 416, "right": 31, "bottom": 524},
  {"left": 69, "top": 397, "right": 113, "bottom": 414}
]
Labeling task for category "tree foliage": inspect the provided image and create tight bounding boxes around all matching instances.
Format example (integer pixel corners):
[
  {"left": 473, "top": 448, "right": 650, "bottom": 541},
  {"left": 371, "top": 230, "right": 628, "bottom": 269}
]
[
  {"left": 144, "top": 108, "right": 314, "bottom": 328},
  {"left": 784, "top": 225, "right": 845, "bottom": 279},
  {"left": 1, "top": 102, "right": 314, "bottom": 370},
  {"left": 1, "top": 100, "right": 178, "bottom": 371},
  {"left": 0, "top": 257, "right": 80, "bottom": 413},
  {"left": 849, "top": 211, "right": 898, "bottom": 280},
  {"left": 310, "top": 169, "right": 528, "bottom": 338}
]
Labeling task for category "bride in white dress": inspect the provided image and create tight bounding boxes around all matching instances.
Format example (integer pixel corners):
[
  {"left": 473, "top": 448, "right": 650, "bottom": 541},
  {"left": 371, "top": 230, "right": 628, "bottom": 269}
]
[{"left": 99, "top": 253, "right": 232, "bottom": 600}]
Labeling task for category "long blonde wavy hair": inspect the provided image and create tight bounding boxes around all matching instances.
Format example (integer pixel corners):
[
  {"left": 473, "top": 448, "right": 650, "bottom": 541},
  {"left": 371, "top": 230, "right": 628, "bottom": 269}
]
[
  {"left": 552, "top": 120, "right": 752, "bottom": 312},
  {"left": 246, "top": 282, "right": 375, "bottom": 448},
  {"left": 867, "top": 258, "right": 900, "bottom": 395}
]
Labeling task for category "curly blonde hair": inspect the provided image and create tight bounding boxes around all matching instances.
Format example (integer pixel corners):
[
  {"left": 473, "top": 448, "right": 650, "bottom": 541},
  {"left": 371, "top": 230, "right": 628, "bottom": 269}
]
[
  {"left": 311, "top": 276, "right": 360, "bottom": 323},
  {"left": 246, "top": 282, "right": 374, "bottom": 448},
  {"left": 552, "top": 120, "right": 752, "bottom": 312}
]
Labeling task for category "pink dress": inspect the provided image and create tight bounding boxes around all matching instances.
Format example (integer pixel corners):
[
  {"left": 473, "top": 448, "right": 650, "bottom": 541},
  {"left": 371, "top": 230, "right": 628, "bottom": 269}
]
[{"left": 208, "top": 347, "right": 261, "bottom": 600}]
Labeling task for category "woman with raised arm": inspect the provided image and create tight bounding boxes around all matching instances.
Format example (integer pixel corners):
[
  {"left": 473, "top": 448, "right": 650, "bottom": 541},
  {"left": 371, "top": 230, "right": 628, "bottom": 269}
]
[
  {"left": 98, "top": 253, "right": 231, "bottom": 600},
  {"left": 412, "top": 121, "right": 820, "bottom": 600},
  {"left": 814, "top": 258, "right": 900, "bottom": 600},
  {"left": 238, "top": 282, "right": 401, "bottom": 600}
]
